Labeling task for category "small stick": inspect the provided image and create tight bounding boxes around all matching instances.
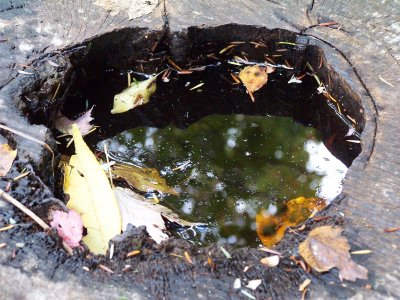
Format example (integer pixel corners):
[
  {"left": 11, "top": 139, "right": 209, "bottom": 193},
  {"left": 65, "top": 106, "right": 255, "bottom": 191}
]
[
  {"left": 0, "top": 188, "right": 49, "bottom": 230},
  {"left": 103, "top": 144, "right": 114, "bottom": 188},
  {"left": 51, "top": 83, "right": 61, "bottom": 101},
  {"left": 0, "top": 188, "right": 73, "bottom": 255},
  {"left": 318, "top": 21, "right": 338, "bottom": 27}
]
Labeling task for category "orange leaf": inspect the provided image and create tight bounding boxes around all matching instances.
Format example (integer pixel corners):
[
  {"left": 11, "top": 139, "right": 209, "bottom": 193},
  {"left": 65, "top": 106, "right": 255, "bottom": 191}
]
[
  {"left": 239, "top": 65, "right": 269, "bottom": 94},
  {"left": 256, "top": 197, "right": 326, "bottom": 247}
]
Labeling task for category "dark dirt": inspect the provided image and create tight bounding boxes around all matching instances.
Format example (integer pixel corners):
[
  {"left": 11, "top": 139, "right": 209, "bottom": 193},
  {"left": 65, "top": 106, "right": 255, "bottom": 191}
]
[{"left": 0, "top": 25, "right": 370, "bottom": 299}]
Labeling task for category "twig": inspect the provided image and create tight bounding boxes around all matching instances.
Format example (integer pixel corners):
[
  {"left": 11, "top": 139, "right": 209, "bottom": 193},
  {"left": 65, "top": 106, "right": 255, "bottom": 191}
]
[
  {"left": 378, "top": 75, "right": 394, "bottom": 87},
  {"left": 103, "top": 143, "right": 114, "bottom": 188},
  {"left": 0, "top": 188, "right": 73, "bottom": 255}
]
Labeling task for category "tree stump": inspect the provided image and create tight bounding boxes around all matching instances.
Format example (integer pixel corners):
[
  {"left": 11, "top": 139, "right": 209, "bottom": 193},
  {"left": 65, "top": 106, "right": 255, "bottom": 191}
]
[{"left": 0, "top": 1, "right": 399, "bottom": 299}]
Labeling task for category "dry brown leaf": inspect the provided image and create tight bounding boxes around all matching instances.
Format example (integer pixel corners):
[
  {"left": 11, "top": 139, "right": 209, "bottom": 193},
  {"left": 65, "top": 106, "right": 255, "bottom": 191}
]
[
  {"left": 0, "top": 144, "right": 17, "bottom": 176},
  {"left": 238, "top": 65, "right": 270, "bottom": 102},
  {"left": 299, "top": 226, "right": 368, "bottom": 282}
]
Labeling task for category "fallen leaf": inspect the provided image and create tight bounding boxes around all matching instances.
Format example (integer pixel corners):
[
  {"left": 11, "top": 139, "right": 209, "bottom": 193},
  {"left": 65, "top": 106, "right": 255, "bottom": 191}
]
[
  {"left": 260, "top": 255, "right": 280, "bottom": 267},
  {"left": 64, "top": 124, "right": 122, "bottom": 255},
  {"left": 93, "top": 0, "right": 159, "bottom": 20},
  {"left": 55, "top": 106, "right": 94, "bottom": 136},
  {"left": 50, "top": 210, "right": 83, "bottom": 248},
  {"left": 115, "top": 193, "right": 164, "bottom": 243},
  {"left": 299, "top": 226, "right": 368, "bottom": 282},
  {"left": 256, "top": 197, "right": 326, "bottom": 247},
  {"left": 111, "top": 74, "right": 158, "bottom": 114},
  {"left": 238, "top": 65, "right": 270, "bottom": 101},
  {"left": 246, "top": 279, "right": 262, "bottom": 290},
  {"left": 112, "top": 163, "right": 179, "bottom": 195},
  {"left": 114, "top": 187, "right": 198, "bottom": 243},
  {"left": 0, "top": 144, "right": 17, "bottom": 176}
]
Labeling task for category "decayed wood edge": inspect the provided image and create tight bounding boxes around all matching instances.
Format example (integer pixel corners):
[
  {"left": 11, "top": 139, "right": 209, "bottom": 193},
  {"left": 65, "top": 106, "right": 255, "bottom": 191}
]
[{"left": 1, "top": 0, "right": 399, "bottom": 299}]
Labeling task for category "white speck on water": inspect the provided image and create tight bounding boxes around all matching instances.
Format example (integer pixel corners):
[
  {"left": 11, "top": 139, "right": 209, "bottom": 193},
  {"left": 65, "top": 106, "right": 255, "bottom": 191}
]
[
  {"left": 227, "top": 138, "right": 236, "bottom": 148},
  {"left": 227, "top": 235, "right": 237, "bottom": 244},
  {"left": 305, "top": 140, "right": 347, "bottom": 201},
  {"left": 267, "top": 204, "right": 277, "bottom": 215},
  {"left": 145, "top": 137, "right": 154, "bottom": 148},
  {"left": 214, "top": 182, "right": 225, "bottom": 191},
  {"left": 182, "top": 199, "right": 194, "bottom": 214},
  {"left": 235, "top": 200, "right": 246, "bottom": 213},
  {"left": 274, "top": 150, "right": 283, "bottom": 159}
]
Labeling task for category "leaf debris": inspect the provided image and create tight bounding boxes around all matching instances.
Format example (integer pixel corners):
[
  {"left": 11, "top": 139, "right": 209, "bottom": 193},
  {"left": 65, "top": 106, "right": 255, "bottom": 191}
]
[
  {"left": 55, "top": 106, "right": 95, "bottom": 137},
  {"left": 126, "top": 250, "right": 141, "bottom": 257},
  {"left": 0, "top": 144, "right": 17, "bottom": 177},
  {"left": 98, "top": 264, "right": 114, "bottom": 274},
  {"left": 260, "top": 255, "right": 280, "bottom": 267},
  {"left": 299, "top": 226, "right": 368, "bottom": 282},
  {"left": 299, "top": 279, "right": 311, "bottom": 292},
  {"left": 220, "top": 246, "right": 232, "bottom": 259},
  {"left": 246, "top": 279, "right": 262, "bottom": 290},
  {"left": 184, "top": 251, "right": 193, "bottom": 264}
]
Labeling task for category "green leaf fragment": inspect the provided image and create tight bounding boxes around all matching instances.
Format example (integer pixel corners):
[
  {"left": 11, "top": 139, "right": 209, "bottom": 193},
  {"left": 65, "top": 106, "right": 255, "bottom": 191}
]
[{"left": 220, "top": 246, "right": 232, "bottom": 259}]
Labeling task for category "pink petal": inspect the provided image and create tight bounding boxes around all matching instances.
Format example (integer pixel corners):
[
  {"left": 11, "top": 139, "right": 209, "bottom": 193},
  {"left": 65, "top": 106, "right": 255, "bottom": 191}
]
[{"left": 50, "top": 210, "right": 83, "bottom": 247}]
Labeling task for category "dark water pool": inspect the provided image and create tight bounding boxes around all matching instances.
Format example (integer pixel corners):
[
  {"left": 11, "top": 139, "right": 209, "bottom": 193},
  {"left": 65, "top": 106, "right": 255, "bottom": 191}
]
[
  {"left": 57, "top": 41, "right": 360, "bottom": 247},
  {"left": 100, "top": 113, "right": 347, "bottom": 246}
]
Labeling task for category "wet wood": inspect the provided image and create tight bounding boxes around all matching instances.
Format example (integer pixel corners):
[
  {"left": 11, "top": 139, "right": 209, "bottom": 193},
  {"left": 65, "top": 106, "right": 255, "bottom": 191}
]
[{"left": 1, "top": 0, "right": 399, "bottom": 299}]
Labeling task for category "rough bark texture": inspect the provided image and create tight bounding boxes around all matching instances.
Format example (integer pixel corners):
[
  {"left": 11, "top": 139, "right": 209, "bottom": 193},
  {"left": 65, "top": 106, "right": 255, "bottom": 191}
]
[{"left": 1, "top": 0, "right": 399, "bottom": 299}]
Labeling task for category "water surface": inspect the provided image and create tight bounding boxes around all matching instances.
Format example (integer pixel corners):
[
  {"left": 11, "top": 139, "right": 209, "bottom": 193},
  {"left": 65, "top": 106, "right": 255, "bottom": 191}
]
[{"left": 102, "top": 114, "right": 347, "bottom": 246}]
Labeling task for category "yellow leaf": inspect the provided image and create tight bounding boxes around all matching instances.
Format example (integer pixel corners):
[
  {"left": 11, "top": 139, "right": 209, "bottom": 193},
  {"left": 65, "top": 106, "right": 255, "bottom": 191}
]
[
  {"left": 256, "top": 197, "right": 326, "bottom": 247},
  {"left": 239, "top": 65, "right": 269, "bottom": 93},
  {"left": 64, "top": 124, "right": 121, "bottom": 255},
  {"left": 112, "top": 163, "right": 179, "bottom": 195},
  {"left": 111, "top": 76, "right": 157, "bottom": 114},
  {"left": 0, "top": 144, "right": 17, "bottom": 176},
  {"left": 299, "top": 226, "right": 368, "bottom": 281}
]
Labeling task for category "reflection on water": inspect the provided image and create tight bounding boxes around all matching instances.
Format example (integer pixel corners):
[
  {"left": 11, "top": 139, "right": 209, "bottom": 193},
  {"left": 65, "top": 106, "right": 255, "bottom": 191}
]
[{"left": 101, "top": 114, "right": 347, "bottom": 246}]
